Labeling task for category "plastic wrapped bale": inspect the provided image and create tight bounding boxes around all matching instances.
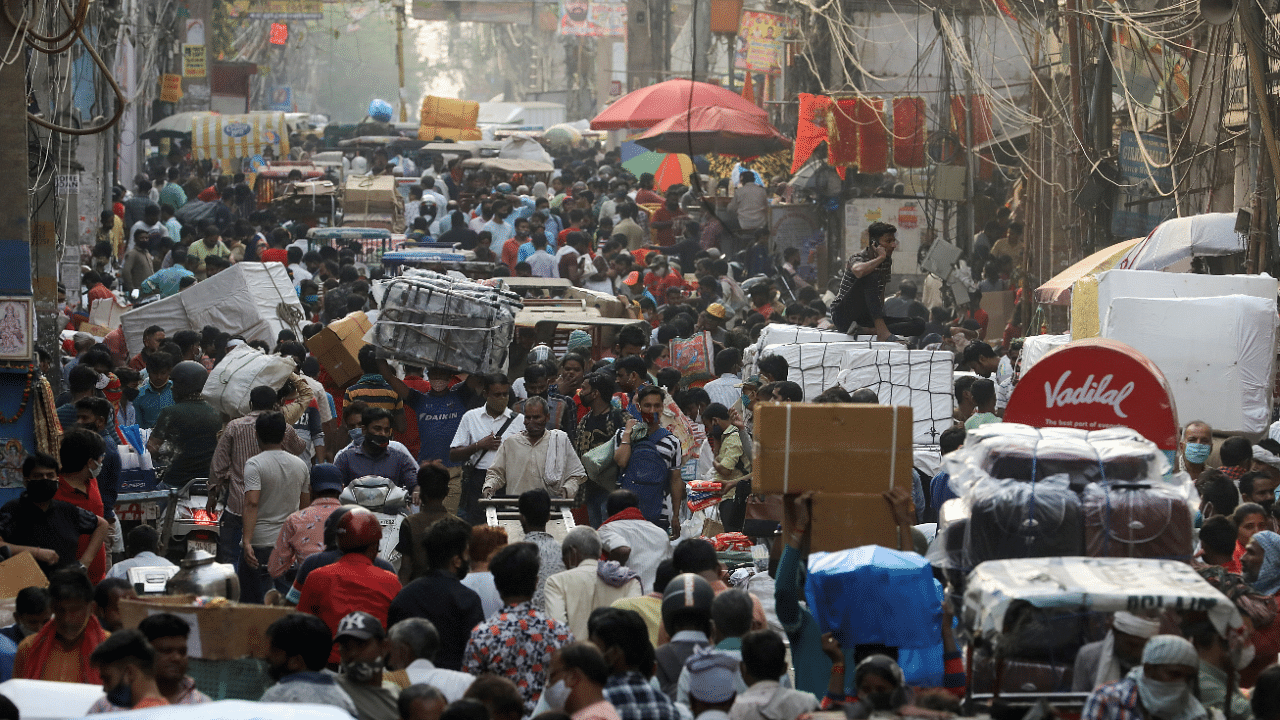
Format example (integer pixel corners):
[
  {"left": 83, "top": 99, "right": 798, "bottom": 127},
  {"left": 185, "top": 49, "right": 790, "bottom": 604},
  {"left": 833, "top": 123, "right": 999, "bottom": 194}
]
[
  {"left": 836, "top": 346, "right": 954, "bottom": 445},
  {"left": 371, "top": 271, "right": 523, "bottom": 375}
]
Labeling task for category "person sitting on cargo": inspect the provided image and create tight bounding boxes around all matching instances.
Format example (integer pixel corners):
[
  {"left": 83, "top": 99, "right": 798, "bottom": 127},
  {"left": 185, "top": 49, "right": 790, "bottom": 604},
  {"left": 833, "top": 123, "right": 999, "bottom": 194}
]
[
  {"left": 482, "top": 397, "right": 585, "bottom": 502},
  {"left": 830, "top": 222, "right": 924, "bottom": 341},
  {"left": 1072, "top": 612, "right": 1162, "bottom": 692},
  {"left": 1082, "top": 635, "right": 1205, "bottom": 720}
]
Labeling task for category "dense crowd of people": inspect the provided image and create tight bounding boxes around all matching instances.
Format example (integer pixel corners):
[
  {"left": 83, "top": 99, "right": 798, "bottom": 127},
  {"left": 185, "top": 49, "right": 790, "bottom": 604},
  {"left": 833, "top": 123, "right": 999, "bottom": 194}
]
[{"left": 4, "top": 149, "right": 1280, "bottom": 720}]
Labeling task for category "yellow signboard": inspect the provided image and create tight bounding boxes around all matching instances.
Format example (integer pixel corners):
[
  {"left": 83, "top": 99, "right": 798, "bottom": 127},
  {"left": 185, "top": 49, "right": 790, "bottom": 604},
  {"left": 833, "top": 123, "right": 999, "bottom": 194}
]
[
  {"left": 182, "top": 45, "right": 206, "bottom": 78},
  {"left": 159, "top": 74, "right": 183, "bottom": 103}
]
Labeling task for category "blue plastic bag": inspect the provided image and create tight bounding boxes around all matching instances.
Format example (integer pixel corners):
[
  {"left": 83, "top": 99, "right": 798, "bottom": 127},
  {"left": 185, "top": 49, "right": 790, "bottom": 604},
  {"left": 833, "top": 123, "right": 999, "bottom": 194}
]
[{"left": 805, "top": 546, "right": 945, "bottom": 686}]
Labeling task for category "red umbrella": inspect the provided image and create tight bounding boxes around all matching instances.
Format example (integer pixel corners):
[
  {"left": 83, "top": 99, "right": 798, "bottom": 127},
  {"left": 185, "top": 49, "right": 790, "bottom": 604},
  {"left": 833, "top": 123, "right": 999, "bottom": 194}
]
[
  {"left": 632, "top": 105, "right": 792, "bottom": 159},
  {"left": 591, "top": 79, "right": 768, "bottom": 131}
]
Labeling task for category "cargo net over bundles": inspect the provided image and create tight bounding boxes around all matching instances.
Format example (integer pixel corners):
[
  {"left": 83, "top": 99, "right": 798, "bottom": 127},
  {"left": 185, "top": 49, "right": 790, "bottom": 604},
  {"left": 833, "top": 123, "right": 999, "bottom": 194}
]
[{"left": 371, "top": 270, "right": 523, "bottom": 375}]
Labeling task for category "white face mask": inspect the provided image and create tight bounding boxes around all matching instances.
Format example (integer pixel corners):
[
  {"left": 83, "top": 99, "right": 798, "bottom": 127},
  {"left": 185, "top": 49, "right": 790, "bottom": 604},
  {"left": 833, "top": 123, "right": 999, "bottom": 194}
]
[
  {"left": 1135, "top": 669, "right": 1192, "bottom": 718},
  {"left": 1235, "top": 642, "right": 1257, "bottom": 670},
  {"left": 543, "top": 679, "right": 571, "bottom": 711}
]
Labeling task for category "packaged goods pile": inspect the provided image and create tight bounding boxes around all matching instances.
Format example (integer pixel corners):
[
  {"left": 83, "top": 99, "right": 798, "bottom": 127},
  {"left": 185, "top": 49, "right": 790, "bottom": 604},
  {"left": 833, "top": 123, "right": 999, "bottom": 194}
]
[
  {"left": 929, "top": 423, "right": 1196, "bottom": 578},
  {"left": 371, "top": 270, "right": 523, "bottom": 375},
  {"left": 837, "top": 347, "right": 953, "bottom": 445}
]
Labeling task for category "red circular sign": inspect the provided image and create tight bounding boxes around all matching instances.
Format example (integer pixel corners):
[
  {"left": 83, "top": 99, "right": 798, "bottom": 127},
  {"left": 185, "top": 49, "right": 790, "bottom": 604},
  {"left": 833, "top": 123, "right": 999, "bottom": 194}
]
[{"left": 1004, "top": 338, "right": 1180, "bottom": 451}]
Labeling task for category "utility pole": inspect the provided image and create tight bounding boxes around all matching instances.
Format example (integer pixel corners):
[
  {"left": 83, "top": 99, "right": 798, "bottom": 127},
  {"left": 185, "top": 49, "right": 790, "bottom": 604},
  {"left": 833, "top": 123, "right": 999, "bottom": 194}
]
[
  {"left": 961, "top": 12, "right": 975, "bottom": 251},
  {"left": 395, "top": 0, "right": 408, "bottom": 122}
]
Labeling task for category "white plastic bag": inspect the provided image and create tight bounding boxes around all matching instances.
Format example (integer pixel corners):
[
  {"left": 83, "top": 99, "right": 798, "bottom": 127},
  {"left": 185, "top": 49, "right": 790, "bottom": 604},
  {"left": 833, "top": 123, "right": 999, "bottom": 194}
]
[{"left": 202, "top": 344, "right": 296, "bottom": 418}]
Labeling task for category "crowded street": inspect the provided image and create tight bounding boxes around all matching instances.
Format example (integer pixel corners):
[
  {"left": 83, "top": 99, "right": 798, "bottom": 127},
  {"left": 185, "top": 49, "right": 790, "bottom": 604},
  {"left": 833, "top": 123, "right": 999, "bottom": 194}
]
[{"left": 0, "top": 0, "right": 1276, "bottom": 718}]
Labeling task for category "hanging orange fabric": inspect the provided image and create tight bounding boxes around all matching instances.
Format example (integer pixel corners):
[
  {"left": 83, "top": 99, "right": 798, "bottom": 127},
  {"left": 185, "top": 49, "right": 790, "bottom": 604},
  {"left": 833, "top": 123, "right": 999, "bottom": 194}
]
[
  {"left": 828, "top": 98, "right": 859, "bottom": 167},
  {"left": 893, "top": 97, "right": 927, "bottom": 168},
  {"left": 855, "top": 97, "right": 888, "bottom": 174},
  {"left": 792, "top": 93, "right": 831, "bottom": 173},
  {"left": 742, "top": 72, "right": 756, "bottom": 107}
]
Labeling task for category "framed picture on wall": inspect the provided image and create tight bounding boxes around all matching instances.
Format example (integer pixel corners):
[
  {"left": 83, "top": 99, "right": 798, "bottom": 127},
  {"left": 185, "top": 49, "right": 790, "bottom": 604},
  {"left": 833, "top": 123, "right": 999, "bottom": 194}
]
[{"left": 0, "top": 297, "right": 32, "bottom": 362}]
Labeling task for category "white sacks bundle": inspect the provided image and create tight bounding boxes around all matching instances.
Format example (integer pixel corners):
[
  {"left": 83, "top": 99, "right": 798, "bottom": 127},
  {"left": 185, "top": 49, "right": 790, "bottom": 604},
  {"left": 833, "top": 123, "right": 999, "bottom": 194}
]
[{"left": 370, "top": 270, "right": 523, "bottom": 375}]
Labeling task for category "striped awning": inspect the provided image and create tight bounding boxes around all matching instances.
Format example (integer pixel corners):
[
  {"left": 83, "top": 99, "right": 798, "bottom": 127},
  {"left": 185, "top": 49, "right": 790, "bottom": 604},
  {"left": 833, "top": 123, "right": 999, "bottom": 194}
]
[{"left": 191, "top": 113, "right": 291, "bottom": 171}]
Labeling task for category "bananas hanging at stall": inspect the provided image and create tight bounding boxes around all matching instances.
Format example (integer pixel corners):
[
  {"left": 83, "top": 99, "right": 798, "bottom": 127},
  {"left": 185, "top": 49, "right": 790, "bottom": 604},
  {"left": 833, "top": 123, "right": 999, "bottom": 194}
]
[{"left": 705, "top": 149, "right": 794, "bottom": 182}]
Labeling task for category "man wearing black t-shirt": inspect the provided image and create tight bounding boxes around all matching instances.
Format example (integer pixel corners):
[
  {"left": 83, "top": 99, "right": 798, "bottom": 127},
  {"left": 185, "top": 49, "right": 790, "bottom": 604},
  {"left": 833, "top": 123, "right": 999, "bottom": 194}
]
[
  {"left": 0, "top": 452, "right": 109, "bottom": 576},
  {"left": 831, "top": 221, "right": 925, "bottom": 341}
]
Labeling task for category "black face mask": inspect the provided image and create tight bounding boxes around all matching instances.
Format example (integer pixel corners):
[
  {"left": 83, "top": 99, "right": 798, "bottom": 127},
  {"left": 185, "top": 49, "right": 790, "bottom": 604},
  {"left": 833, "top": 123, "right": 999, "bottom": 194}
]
[
  {"left": 267, "top": 659, "right": 289, "bottom": 681},
  {"left": 26, "top": 479, "right": 58, "bottom": 504},
  {"left": 366, "top": 434, "right": 390, "bottom": 449},
  {"left": 865, "top": 692, "right": 895, "bottom": 711},
  {"left": 123, "top": 386, "right": 140, "bottom": 402}
]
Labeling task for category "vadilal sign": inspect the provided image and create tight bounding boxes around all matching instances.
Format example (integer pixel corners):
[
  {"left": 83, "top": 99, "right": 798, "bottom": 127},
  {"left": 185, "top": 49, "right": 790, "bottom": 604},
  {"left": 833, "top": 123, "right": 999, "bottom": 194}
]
[{"left": 1004, "top": 337, "right": 1179, "bottom": 452}]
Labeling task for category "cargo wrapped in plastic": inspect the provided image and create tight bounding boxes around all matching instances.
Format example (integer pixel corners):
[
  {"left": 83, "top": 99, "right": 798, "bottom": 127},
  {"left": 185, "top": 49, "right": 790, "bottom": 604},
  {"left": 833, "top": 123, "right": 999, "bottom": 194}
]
[
  {"left": 1083, "top": 481, "right": 1194, "bottom": 561},
  {"left": 120, "top": 263, "right": 304, "bottom": 357},
  {"left": 203, "top": 344, "right": 297, "bottom": 418},
  {"left": 837, "top": 347, "right": 953, "bottom": 444},
  {"left": 743, "top": 323, "right": 859, "bottom": 375},
  {"left": 1103, "top": 294, "right": 1278, "bottom": 435},
  {"left": 757, "top": 342, "right": 872, "bottom": 400},
  {"left": 1020, "top": 333, "right": 1070, "bottom": 374},
  {"left": 370, "top": 270, "right": 522, "bottom": 375}
]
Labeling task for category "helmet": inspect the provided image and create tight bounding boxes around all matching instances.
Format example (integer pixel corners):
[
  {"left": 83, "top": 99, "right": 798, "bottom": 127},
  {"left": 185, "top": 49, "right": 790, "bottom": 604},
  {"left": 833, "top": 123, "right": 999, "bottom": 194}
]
[
  {"left": 170, "top": 360, "right": 208, "bottom": 400},
  {"left": 336, "top": 507, "right": 383, "bottom": 551},
  {"left": 368, "top": 99, "right": 394, "bottom": 123},
  {"left": 340, "top": 475, "right": 408, "bottom": 514},
  {"left": 661, "top": 573, "right": 714, "bottom": 626},
  {"left": 323, "top": 505, "right": 355, "bottom": 548}
]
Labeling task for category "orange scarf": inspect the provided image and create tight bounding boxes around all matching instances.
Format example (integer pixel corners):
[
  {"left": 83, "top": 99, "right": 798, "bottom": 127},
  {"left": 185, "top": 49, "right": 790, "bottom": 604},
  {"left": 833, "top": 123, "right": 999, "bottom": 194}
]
[{"left": 21, "top": 615, "right": 108, "bottom": 684}]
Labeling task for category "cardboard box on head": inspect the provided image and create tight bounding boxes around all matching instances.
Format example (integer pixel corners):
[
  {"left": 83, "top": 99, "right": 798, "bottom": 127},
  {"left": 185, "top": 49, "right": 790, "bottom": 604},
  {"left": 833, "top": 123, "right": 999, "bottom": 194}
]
[
  {"left": 306, "top": 311, "right": 372, "bottom": 387},
  {"left": 754, "top": 402, "right": 913, "bottom": 551}
]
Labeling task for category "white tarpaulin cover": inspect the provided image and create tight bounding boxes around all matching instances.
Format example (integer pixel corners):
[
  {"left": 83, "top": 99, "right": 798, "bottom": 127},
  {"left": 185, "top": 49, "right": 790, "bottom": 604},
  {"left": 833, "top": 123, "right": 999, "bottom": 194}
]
[
  {"left": 1103, "top": 294, "right": 1278, "bottom": 434},
  {"left": 1019, "top": 333, "right": 1071, "bottom": 374},
  {"left": 120, "top": 263, "right": 304, "bottom": 357},
  {"left": 1116, "top": 213, "right": 1245, "bottom": 271},
  {"left": 761, "top": 342, "right": 885, "bottom": 401},
  {"left": 745, "top": 323, "right": 861, "bottom": 375},
  {"left": 72, "top": 700, "right": 356, "bottom": 720},
  {"left": 964, "top": 557, "right": 1241, "bottom": 643},
  {"left": 499, "top": 134, "right": 554, "bottom": 164},
  {"left": 0, "top": 679, "right": 103, "bottom": 720},
  {"left": 837, "top": 347, "right": 953, "bottom": 445},
  {"left": 1093, "top": 269, "right": 1277, "bottom": 336}
]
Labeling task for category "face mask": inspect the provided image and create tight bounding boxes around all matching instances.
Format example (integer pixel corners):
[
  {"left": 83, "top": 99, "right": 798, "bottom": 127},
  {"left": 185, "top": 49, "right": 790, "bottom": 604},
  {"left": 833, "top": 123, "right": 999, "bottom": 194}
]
[
  {"left": 340, "top": 659, "right": 383, "bottom": 683},
  {"left": 1184, "top": 441, "right": 1212, "bottom": 465},
  {"left": 366, "top": 434, "right": 390, "bottom": 449},
  {"left": 1135, "top": 670, "right": 1191, "bottom": 717},
  {"left": 106, "top": 677, "right": 133, "bottom": 708},
  {"left": 708, "top": 424, "right": 723, "bottom": 440},
  {"left": 304, "top": 295, "right": 319, "bottom": 303},
  {"left": 123, "top": 387, "right": 139, "bottom": 402},
  {"left": 95, "top": 373, "right": 110, "bottom": 390},
  {"left": 543, "top": 679, "right": 571, "bottom": 711},
  {"left": 26, "top": 479, "right": 58, "bottom": 504},
  {"left": 641, "top": 411, "right": 656, "bottom": 424},
  {"left": 349, "top": 428, "right": 362, "bottom": 442},
  {"left": 89, "top": 460, "right": 102, "bottom": 479}
]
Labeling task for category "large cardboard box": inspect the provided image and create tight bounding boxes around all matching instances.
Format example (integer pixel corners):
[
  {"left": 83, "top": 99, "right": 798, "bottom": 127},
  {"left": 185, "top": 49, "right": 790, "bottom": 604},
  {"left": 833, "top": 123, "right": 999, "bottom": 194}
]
[
  {"left": 306, "top": 311, "right": 372, "bottom": 387},
  {"left": 0, "top": 552, "right": 47, "bottom": 599},
  {"left": 344, "top": 175, "right": 403, "bottom": 212},
  {"left": 120, "top": 595, "right": 293, "bottom": 660},
  {"left": 807, "top": 492, "right": 902, "bottom": 552},
  {"left": 753, "top": 403, "right": 913, "bottom": 494}
]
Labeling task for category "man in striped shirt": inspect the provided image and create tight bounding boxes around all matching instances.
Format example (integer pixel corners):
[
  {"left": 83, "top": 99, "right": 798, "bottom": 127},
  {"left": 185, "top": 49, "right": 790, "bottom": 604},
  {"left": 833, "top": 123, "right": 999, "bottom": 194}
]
[
  {"left": 209, "top": 386, "right": 305, "bottom": 565},
  {"left": 344, "top": 345, "right": 405, "bottom": 433}
]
